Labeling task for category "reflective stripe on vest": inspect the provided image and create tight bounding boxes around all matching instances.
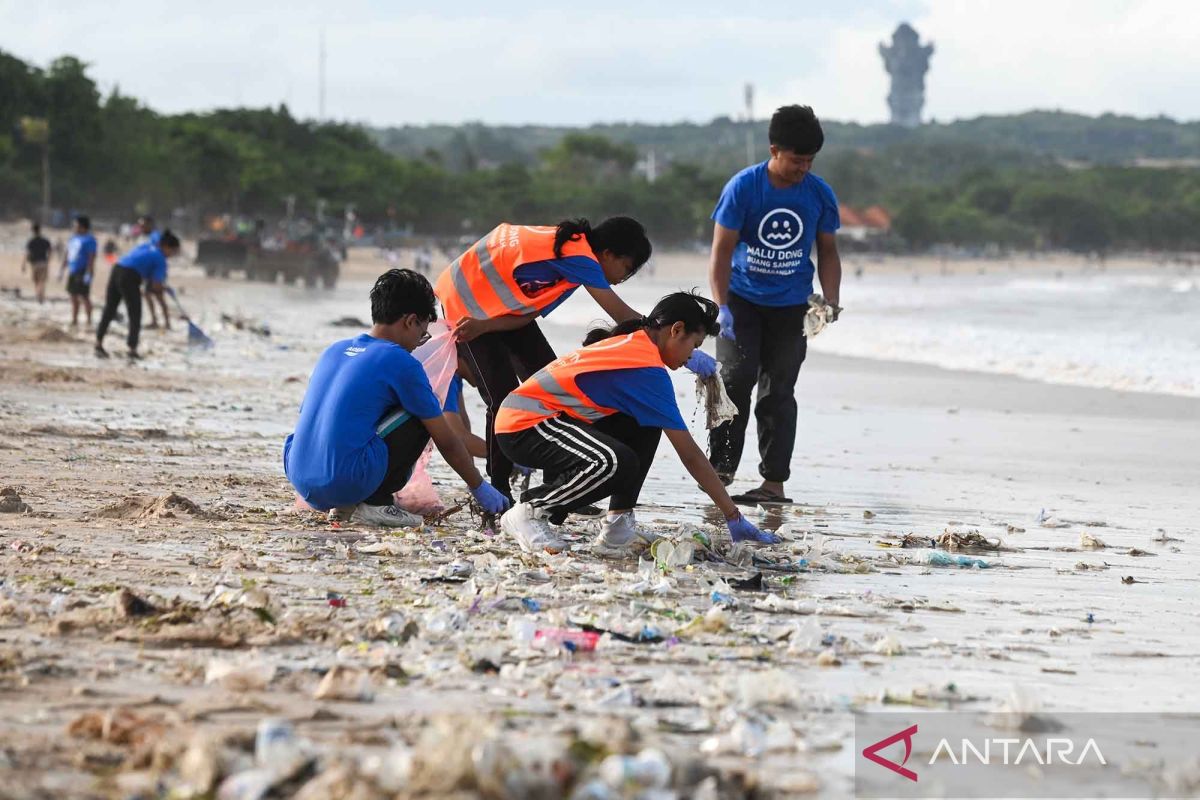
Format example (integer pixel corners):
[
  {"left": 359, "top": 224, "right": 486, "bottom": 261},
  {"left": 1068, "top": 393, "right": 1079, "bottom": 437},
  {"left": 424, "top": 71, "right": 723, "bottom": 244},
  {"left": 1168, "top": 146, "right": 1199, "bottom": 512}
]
[
  {"left": 434, "top": 224, "right": 596, "bottom": 322},
  {"left": 494, "top": 329, "right": 667, "bottom": 434}
]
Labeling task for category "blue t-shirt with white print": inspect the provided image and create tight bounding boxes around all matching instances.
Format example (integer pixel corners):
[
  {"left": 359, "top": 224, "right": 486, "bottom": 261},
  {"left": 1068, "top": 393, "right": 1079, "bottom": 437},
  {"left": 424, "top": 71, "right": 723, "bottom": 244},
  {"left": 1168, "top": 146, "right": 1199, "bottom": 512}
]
[{"left": 712, "top": 161, "right": 840, "bottom": 307}]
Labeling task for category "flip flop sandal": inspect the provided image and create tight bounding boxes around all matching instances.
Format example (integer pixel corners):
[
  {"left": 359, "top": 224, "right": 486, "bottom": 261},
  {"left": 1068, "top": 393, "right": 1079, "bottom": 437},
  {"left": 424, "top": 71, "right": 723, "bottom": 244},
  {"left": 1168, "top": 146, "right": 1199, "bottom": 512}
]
[{"left": 731, "top": 487, "right": 795, "bottom": 505}]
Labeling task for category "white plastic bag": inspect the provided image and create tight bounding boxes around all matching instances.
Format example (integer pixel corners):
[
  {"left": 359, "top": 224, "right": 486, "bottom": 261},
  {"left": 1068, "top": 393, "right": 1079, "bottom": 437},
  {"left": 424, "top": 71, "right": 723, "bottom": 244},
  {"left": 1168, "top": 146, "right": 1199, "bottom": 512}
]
[{"left": 411, "top": 321, "right": 457, "bottom": 404}]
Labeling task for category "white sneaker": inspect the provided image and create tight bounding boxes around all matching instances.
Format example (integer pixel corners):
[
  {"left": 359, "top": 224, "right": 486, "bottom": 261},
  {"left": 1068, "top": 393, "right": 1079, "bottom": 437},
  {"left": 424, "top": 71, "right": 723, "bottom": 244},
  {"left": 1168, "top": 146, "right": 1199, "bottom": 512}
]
[
  {"left": 500, "top": 503, "right": 567, "bottom": 554},
  {"left": 592, "top": 511, "right": 660, "bottom": 558},
  {"left": 354, "top": 503, "right": 423, "bottom": 528}
]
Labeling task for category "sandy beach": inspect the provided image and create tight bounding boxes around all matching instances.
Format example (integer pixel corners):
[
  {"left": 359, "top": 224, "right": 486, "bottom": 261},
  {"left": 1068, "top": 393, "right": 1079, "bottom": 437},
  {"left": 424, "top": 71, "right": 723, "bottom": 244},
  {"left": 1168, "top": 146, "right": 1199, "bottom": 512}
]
[{"left": 1, "top": 235, "right": 1199, "bottom": 798}]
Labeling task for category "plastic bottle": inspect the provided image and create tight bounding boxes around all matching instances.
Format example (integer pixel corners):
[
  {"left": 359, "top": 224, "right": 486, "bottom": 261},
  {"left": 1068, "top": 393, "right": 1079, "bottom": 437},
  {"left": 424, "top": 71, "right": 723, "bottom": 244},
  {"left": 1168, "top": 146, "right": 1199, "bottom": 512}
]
[
  {"left": 598, "top": 748, "right": 671, "bottom": 789},
  {"left": 509, "top": 620, "right": 601, "bottom": 652}
]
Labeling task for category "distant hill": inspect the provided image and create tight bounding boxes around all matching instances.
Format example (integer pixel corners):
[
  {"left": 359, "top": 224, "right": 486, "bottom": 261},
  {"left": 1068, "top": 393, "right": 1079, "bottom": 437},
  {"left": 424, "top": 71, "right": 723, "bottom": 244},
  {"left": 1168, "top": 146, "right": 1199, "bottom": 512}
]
[{"left": 372, "top": 111, "right": 1200, "bottom": 174}]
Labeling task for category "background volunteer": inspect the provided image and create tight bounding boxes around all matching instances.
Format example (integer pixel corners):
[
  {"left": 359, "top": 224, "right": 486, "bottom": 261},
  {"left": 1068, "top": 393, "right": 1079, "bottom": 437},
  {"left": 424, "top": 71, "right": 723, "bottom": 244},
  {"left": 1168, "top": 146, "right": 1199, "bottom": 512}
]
[{"left": 707, "top": 104, "right": 843, "bottom": 504}]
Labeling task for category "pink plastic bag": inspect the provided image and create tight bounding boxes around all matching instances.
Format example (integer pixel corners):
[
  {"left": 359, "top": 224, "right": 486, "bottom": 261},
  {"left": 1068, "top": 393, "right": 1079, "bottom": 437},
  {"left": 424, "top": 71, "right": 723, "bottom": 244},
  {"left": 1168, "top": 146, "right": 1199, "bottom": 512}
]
[
  {"left": 394, "top": 321, "right": 457, "bottom": 514},
  {"left": 394, "top": 444, "right": 442, "bottom": 515}
]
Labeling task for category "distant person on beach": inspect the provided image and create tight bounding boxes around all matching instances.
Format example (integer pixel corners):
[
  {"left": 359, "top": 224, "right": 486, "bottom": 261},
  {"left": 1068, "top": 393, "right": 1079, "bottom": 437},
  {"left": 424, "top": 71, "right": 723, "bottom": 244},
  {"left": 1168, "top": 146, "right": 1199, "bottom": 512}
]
[
  {"left": 136, "top": 216, "right": 171, "bottom": 330},
  {"left": 20, "top": 223, "right": 52, "bottom": 304},
  {"left": 95, "top": 230, "right": 180, "bottom": 360},
  {"left": 284, "top": 269, "right": 509, "bottom": 528},
  {"left": 435, "top": 217, "right": 717, "bottom": 502},
  {"left": 61, "top": 215, "right": 97, "bottom": 327},
  {"left": 494, "top": 292, "right": 777, "bottom": 555},
  {"left": 103, "top": 238, "right": 118, "bottom": 264},
  {"left": 708, "top": 105, "right": 842, "bottom": 504}
]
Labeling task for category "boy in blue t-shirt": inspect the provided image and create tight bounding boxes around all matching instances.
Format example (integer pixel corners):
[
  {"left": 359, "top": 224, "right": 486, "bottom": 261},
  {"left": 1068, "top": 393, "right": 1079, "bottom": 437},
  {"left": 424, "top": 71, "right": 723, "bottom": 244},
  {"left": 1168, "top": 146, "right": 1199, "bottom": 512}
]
[
  {"left": 61, "top": 215, "right": 98, "bottom": 327},
  {"left": 284, "top": 269, "right": 509, "bottom": 528},
  {"left": 708, "top": 105, "right": 843, "bottom": 504},
  {"left": 95, "top": 231, "right": 181, "bottom": 360}
]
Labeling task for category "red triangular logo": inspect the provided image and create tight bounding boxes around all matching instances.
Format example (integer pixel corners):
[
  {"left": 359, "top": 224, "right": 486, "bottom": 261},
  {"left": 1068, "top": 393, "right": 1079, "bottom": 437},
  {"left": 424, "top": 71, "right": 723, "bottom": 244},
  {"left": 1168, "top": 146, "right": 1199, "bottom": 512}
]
[{"left": 862, "top": 723, "right": 919, "bottom": 782}]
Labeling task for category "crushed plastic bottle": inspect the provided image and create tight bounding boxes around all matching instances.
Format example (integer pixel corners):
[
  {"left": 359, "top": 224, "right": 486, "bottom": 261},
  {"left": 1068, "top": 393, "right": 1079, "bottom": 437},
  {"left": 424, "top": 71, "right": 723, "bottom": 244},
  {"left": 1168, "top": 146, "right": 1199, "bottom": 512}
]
[{"left": 598, "top": 748, "right": 671, "bottom": 790}]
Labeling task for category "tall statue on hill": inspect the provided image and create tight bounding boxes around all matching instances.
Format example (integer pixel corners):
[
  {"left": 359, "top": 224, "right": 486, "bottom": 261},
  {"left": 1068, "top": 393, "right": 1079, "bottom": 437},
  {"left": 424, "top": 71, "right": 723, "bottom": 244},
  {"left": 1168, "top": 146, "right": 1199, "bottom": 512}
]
[{"left": 879, "top": 23, "right": 934, "bottom": 128}]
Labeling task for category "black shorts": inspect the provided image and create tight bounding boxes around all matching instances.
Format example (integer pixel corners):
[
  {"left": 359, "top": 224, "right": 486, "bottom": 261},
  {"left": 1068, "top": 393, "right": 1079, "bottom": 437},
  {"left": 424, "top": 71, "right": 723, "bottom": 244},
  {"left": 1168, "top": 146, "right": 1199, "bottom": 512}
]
[{"left": 66, "top": 272, "right": 91, "bottom": 297}]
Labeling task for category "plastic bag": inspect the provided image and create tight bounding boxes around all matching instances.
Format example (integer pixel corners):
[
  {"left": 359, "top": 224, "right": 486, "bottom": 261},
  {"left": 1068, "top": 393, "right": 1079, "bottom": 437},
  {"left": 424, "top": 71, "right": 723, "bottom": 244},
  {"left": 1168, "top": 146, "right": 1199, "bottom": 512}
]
[
  {"left": 696, "top": 373, "right": 737, "bottom": 429},
  {"left": 803, "top": 293, "right": 836, "bottom": 338},
  {"left": 412, "top": 320, "right": 457, "bottom": 404},
  {"left": 394, "top": 321, "right": 457, "bottom": 514},
  {"left": 395, "top": 444, "right": 443, "bottom": 515}
]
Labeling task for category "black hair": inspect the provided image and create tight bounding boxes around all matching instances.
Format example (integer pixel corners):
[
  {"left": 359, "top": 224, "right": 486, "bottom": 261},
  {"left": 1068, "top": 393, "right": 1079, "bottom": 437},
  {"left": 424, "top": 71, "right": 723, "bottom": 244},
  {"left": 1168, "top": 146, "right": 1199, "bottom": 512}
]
[
  {"left": 769, "top": 105, "right": 824, "bottom": 155},
  {"left": 370, "top": 268, "right": 437, "bottom": 325},
  {"left": 158, "top": 229, "right": 181, "bottom": 250},
  {"left": 32, "top": 223, "right": 41, "bottom": 234},
  {"left": 75, "top": 215, "right": 91, "bottom": 230},
  {"left": 583, "top": 291, "right": 719, "bottom": 346},
  {"left": 555, "top": 216, "right": 652, "bottom": 274}
]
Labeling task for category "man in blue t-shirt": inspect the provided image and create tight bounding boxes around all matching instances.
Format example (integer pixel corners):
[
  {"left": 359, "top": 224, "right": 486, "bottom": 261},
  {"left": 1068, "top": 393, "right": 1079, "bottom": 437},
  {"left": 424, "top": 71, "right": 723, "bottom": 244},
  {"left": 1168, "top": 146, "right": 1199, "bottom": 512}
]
[
  {"left": 284, "top": 269, "right": 509, "bottom": 528},
  {"left": 95, "top": 232, "right": 180, "bottom": 360},
  {"left": 708, "top": 105, "right": 843, "bottom": 504},
  {"left": 61, "top": 215, "right": 98, "bottom": 327}
]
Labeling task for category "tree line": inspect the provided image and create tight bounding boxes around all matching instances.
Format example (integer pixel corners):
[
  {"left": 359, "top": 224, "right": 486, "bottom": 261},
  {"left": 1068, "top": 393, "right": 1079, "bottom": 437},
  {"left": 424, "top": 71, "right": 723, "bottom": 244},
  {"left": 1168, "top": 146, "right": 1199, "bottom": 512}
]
[{"left": 2, "top": 50, "right": 1198, "bottom": 251}]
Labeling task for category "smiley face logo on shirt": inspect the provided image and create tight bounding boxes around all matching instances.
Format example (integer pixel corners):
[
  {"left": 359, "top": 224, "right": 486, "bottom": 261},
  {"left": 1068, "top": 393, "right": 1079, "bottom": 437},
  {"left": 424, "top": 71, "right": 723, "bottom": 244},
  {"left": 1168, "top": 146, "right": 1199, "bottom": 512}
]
[{"left": 757, "top": 208, "right": 804, "bottom": 250}]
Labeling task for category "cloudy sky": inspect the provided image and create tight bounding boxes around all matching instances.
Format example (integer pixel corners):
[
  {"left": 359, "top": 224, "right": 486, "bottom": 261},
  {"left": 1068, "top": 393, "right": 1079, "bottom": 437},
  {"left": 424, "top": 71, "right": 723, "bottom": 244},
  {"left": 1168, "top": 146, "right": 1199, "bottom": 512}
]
[{"left": 2, "top": 1, "right": 1197, "bottom": 126}]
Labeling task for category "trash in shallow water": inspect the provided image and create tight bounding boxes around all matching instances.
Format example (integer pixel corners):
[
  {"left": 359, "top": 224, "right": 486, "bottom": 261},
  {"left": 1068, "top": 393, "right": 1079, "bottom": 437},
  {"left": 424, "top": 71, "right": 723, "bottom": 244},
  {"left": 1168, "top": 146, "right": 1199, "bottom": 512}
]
[
  {"left": 937, "top": 530, "right": 1001, "bottom": 552},
  {"left": 1080, "top": 532, "right": 1108, "bottom": 549},
  {"left": 926, "top": 550, "right": 990, "bottom": 568}
]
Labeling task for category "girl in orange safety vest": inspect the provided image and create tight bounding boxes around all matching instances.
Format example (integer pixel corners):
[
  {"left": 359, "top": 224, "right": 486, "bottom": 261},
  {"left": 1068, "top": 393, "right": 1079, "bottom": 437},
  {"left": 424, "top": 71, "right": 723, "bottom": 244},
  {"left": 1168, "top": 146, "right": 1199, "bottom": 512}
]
[
  {"left": 435, "top": 217, "right": 717, "bottom": 501},
  {"left": 493, "top": 292, "right": 777, "bottom": 556}
]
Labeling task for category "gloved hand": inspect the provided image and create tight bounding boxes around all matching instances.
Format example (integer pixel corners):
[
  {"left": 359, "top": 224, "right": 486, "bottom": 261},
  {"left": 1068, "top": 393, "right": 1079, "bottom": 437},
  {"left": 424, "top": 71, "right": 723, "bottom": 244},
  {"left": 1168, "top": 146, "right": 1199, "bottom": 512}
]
[
  {"left": 717, "top": 304, "right": 736, "bottom": 341},
  {"left": 684, "top": 349, "right": 718, "bottom": 378},
  {"left": 470, "top": 480, "right": 511, "bottom": 514},
  {"left": 727, "top": 513, "right": 781, "bottom": 544}
]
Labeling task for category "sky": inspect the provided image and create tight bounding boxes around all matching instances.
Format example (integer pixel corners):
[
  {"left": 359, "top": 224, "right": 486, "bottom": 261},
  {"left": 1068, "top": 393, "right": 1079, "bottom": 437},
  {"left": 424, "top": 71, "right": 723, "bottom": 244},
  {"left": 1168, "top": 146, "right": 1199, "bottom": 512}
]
[{"left": 2, "top": 0, "right": 1197, "bottom": 127}]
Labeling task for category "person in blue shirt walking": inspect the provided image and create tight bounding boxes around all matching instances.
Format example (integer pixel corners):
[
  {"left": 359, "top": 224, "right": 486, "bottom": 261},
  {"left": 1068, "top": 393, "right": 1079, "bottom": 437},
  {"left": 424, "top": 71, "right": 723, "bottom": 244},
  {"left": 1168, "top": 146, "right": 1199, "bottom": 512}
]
[
  {"left": 708, "top": 105, "right": 843, "bottom": 504},
  {"left": 284, "top": 269, "right": 509, "bottom": 528},
  {"left": 95, "top": 230, "right": 180, "bottom": 360},
  {"left": 60, "top": 215, "right": 98, "bottom": 328}
]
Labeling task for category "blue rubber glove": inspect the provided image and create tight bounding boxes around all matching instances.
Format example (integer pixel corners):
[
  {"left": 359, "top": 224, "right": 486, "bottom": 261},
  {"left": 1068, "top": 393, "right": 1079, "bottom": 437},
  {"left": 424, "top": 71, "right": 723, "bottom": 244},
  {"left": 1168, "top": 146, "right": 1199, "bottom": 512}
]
[
  {"left": 684, "top": 349, "right": 718, "bottom": 378},
  {"left": 717, "top": 304, "right": 736, "bottom": 341},
  {"left": 470, "top": 481, "right": 511, "bottom": 514},
  {"left": 727, "top": 513, "right": 781, "bottom": 544}
]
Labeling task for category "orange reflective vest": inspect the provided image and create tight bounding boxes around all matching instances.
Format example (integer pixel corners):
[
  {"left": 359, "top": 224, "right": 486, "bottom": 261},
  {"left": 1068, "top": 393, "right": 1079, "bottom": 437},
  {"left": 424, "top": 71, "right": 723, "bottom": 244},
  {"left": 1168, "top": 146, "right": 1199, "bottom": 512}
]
[
  {"left": 434, "top": 223, "right": 596, "bottom": 323},
  {"left": 494, "top": 329, "right": 667, "bottom": 434}
]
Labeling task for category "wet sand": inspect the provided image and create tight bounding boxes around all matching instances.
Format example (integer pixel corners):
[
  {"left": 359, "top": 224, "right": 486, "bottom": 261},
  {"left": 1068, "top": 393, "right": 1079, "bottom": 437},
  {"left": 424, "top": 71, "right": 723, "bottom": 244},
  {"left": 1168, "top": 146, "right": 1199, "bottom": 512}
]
[{"left": 1, "top": 244, "right": 1199, "bottom": 798}]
